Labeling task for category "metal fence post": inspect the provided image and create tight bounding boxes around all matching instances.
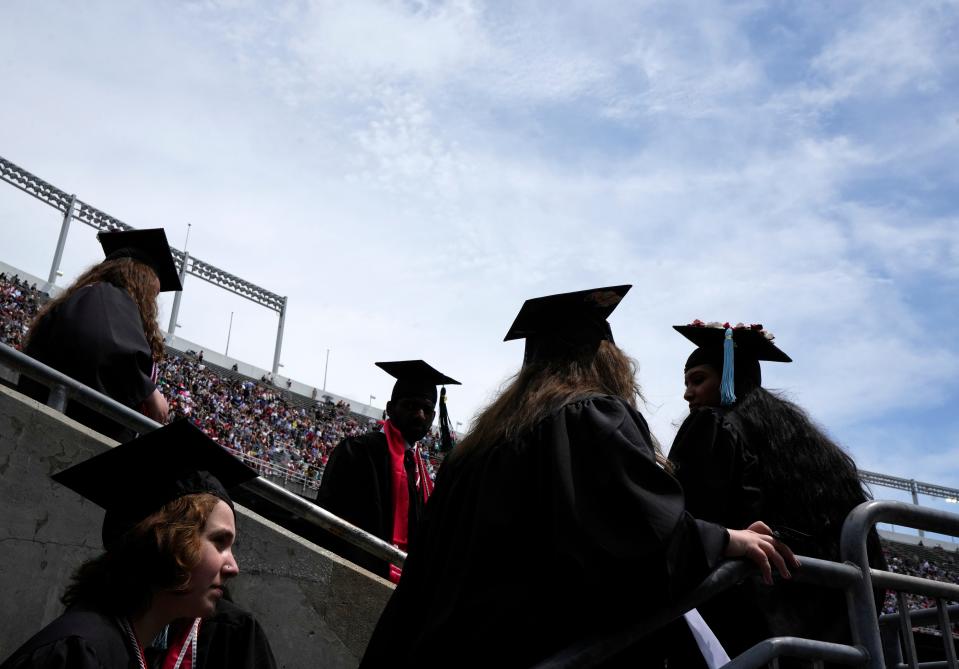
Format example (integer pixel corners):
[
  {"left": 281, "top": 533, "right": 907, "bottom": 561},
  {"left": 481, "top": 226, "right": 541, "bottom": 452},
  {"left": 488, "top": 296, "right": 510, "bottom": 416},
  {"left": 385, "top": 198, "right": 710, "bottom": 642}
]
[
  {"left": 841, "top": 501, "right": 886, "bottom": 669},
  {"left": 910, "top": 479, "right": 926, "bottom": 539},
  {"left": 46, "top": 383, "right": 67, "bottom": 412}
]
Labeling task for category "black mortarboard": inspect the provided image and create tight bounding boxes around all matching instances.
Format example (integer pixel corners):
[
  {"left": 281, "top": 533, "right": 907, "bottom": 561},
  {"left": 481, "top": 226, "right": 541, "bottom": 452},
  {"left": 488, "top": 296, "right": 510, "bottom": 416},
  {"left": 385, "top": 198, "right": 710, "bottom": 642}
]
[
  {"left": 375, "top": 360, "right": 460, "bottom": 404},
  {"left": 52, "top": 419, "right": 257, "bottom": 548},
  {"left": 504, "top": 285, "right": 631, "bottom": 365},
  {"left": 674, "top": 321, "right": 791, "bottom": 404},
  {"left": 97, "top": 228, "right": 182, "bottom": 292}
]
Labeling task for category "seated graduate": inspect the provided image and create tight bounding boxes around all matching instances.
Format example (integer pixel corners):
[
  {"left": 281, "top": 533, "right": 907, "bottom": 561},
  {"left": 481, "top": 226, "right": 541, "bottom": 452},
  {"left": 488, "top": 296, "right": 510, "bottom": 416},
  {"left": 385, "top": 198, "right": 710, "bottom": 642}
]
[
  {"left": 19, "top": 229, "right": 182, "bottom": 440},
  {"left": 667, "top": 321, "right": 883, "bottom": 665},
  {"left": 0, "top": 420, "right": 276, "bottom": 669},
  {"left": 359, "top": 287, "right": 797, "bottom": 669},
  {"left": 316, "top": 360, "right": 459, "bottom": 582}
]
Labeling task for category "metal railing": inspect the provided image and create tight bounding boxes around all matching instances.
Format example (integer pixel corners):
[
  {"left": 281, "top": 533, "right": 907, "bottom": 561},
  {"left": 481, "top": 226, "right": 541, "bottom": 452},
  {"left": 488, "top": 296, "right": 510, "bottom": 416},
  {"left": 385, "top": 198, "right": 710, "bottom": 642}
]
[
  {"left": 536, "top": 506, "right": 959, "bottom": 668},
  {"left": 843, "top": 501, "right": 959, "bottom": 669},
  {"left": 0, "top": 342, "right": 406, "bottom": 572}
]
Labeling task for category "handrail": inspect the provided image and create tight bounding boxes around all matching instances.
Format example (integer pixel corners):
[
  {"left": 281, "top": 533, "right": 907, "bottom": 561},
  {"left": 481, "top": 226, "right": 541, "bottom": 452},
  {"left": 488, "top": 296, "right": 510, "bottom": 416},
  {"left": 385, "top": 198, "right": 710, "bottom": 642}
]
[
  {"left": 841, "top": 500, "right": 959, "bottom": 669},
  {"left": 880, "top": 604, "right": 959, "bottom": 628},
  {"left": 533, "top": 555, "right": 862, "bottom": 668},
  {"left": 537, "top": 499, "right": 959, "bottom": 669},
  {"left": 722, "top": 638, "right": 867, "bottom": 667},
  {"left": 0, "top": 342, "right": 406, "bottom": 570}
]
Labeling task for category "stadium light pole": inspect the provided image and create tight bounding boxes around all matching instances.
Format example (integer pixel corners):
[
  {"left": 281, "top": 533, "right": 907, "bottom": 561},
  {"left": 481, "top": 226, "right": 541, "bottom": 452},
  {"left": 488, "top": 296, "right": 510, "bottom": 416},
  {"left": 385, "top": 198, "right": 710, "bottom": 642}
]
[
  {"left": 46, "top": 194, "right": 76, "bottom": 290},
  {"left": 166, "top": 251, "right": 189, "bottom": 339},
  {"left": 271, "top": 297, "right": 287, "bottom": 376},
  {"left": 167, "top": 224, "right": 192, "bottom": 340},
  {"left": 225, "top": 311, "right": 234, "bottom": 357},
  {"left": 323, "top": 348, "right": 330, "bottom": 391}
]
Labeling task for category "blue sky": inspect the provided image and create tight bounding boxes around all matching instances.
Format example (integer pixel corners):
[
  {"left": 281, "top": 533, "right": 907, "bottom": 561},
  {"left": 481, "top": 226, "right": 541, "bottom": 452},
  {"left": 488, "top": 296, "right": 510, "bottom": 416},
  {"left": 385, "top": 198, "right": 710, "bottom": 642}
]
[{"left": 1, "top": 1, "right": 958, "bottom": 507}]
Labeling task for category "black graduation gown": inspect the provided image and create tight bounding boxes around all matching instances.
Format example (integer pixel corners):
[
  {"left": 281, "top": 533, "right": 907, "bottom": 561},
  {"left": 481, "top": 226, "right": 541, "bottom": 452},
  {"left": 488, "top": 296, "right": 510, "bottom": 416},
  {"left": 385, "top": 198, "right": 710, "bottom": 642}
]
[
  {"left": 360, "top": 395, "right": 728, "bottom": 669},
  {"left": 18, "top": 283, "right": 156, "bottom": 441},
  {"left": 315, "top": 431, "right": 424, "bottom": 578},
  {"left": 0, "top": 608, "right": 138, "bottom": 669},
  {"left": 149, "top": 599, "right": 275, "bottom": 669},
  {"left": 668, "top": 408, "right": 881, "bottom": 667},
  {"left": 195, "top": 599, "right": 276, "bottom": 669}
]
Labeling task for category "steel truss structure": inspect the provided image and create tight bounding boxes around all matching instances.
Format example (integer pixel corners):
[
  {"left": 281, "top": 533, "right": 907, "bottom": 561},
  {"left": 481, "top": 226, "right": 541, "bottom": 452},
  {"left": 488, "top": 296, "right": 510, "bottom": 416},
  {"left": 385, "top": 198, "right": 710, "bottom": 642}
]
[
  {"left": 0, "top": 155, "right": 288, "bottom": 374},
  {"left": 860, "top": 470, "right": 959, "bottom": 503}
]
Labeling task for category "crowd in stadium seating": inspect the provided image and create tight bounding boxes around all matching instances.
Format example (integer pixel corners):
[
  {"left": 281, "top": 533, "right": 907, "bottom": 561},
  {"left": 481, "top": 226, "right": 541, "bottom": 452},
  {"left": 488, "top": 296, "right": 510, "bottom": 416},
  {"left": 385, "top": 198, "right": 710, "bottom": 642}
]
[
  {"left": 0, "top": 272, "right": 441, "bottom": 484},
  {"left": 0, "top": 273, "right": 44, "bottom": 350},
  {"left": 158, "top": 354, "right": 373, "bottom": 482},
  {"left": 882, "top": 547, "right": 959, "bottom": 620}
]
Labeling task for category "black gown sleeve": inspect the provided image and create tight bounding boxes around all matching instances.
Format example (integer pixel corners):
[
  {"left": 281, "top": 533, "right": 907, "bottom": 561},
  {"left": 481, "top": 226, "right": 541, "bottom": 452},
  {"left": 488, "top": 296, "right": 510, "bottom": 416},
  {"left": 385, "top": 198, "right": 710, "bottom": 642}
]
[
  {"left": 546, "top": 397, "right": 729, "bottom": 597},
  {"left": 668, "top": 408, "right": 763, "bottom": 530},
  {"left": 0, "top": 610, "right": 134, "bottom": 669},
  {"left": 0, "top": 638, "right": 108, "bottom": 669}
]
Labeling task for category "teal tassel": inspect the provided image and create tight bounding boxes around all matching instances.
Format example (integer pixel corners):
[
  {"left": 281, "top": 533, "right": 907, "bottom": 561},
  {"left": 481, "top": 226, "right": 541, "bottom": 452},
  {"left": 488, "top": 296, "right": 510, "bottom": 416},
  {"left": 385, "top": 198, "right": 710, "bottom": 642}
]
[{"left": 720, "top": 327, "right": 736, "bottom": 406}]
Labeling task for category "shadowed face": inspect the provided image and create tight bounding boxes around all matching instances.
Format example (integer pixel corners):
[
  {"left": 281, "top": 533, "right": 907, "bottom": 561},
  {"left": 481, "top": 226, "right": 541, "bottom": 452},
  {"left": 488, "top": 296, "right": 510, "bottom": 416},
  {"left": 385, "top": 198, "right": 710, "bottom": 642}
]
[
  {"left": 387, "top": 396, "right": 436, "bottom": 444},
  {"left": 684, "top": 363, "right": 722, "bottom": 411}
]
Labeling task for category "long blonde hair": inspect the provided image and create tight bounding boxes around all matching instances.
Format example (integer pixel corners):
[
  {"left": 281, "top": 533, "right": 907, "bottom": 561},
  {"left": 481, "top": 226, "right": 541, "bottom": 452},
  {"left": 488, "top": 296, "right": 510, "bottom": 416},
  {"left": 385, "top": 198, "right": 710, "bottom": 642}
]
[
  {"left": 457, "top": 340, "right": 663, "bottom": 463},
  {"left": 28, "top": 258, "right": 165, "bottom": 361}
]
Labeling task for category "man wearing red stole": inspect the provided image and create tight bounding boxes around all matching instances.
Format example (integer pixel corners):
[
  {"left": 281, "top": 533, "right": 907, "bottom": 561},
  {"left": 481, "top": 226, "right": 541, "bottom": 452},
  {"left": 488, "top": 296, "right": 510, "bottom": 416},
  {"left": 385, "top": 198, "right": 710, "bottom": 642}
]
[{"left": 316, "top": 360, "right": 459, "bottom": 582}]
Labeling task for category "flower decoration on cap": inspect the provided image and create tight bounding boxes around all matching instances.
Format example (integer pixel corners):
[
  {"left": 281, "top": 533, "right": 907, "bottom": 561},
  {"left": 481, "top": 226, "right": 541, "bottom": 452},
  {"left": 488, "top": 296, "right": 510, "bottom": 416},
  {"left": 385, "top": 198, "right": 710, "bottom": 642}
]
[{"left": 688, "top": 319, "right": 776, "bottom": 342}]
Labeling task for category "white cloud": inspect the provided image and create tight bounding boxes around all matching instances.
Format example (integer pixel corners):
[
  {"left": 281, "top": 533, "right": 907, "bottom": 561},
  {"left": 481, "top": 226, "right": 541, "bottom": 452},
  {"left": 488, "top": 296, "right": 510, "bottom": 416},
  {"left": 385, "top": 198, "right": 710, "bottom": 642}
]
[
  {"left": 1, "top": 0, "right": 958, "bottom": 485},
  {"left": 810, "top": 4, "right": 943, "bottom": 97},
  {"left": 288, "top": 0, "right": 490, "bottom": 89}
]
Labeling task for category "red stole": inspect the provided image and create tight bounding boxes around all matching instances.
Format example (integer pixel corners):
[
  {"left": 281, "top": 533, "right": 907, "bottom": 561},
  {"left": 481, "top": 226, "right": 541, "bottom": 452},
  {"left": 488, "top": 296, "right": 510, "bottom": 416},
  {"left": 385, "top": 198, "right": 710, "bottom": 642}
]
[{"left": 384, "top": 420, "right": 432, "bottom": 583}]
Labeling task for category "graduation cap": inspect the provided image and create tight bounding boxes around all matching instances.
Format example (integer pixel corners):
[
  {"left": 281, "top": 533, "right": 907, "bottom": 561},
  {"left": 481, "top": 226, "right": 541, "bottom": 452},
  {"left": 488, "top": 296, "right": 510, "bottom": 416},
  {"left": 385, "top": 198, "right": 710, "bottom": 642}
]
[
  {"left": 674, "top": 321, "right": 792, "bottom": 406},
  {"left": 98, "top": 228, "right": 182, "bottom": 292},
  {"left": 375, "top": 360, "right": 460, "bottom": 405},
  {"left": 504, "top": 285, "right": 631, "bottom": 365},
  {"left": 52, "top": 419, "right": 257, "bottom": 548}
]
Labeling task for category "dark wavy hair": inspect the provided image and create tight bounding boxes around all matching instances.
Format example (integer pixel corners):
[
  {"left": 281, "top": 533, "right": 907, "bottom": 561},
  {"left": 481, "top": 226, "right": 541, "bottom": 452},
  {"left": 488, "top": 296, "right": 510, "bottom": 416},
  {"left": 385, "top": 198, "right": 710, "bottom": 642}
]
[
  {"left": 733, "top": 386, "right": 871, "bottom": 555},
  {"left": 62, "top": 493, "right": 220, "bottom": 616},
  {"left": 27, "top": 257, "right": 165, "bottom": 361}
]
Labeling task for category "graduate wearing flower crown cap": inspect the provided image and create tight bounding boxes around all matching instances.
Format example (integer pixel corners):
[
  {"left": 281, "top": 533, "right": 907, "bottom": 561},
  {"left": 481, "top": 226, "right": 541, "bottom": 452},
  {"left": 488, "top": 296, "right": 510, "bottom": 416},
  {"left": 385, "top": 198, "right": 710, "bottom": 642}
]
[
  {"left": 0, "top": 420, "right": 276, "bottom": 669},
  {"left": 666, "top": 321, "right": 883, "bottom": 668},
  {"left": 316, "top": 360, "right": 459, "bottom": 582},
  {"left": 360, "top": 289, "right": 797, "bottom": 669}
]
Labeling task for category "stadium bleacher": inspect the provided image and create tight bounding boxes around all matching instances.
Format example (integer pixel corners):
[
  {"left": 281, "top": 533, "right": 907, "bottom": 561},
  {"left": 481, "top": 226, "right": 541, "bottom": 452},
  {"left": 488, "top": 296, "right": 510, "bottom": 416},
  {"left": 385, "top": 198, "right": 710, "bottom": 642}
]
[{"left": 0, "top": 271, "right": 443, "bottom": 490}]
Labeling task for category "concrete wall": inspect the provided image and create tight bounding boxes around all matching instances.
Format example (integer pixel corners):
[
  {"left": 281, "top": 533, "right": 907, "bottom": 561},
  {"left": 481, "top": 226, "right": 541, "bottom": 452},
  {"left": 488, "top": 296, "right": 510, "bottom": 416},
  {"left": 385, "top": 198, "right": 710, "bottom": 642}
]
[{"left": 0, "top": 385, "right": 393, "bottom": 667}]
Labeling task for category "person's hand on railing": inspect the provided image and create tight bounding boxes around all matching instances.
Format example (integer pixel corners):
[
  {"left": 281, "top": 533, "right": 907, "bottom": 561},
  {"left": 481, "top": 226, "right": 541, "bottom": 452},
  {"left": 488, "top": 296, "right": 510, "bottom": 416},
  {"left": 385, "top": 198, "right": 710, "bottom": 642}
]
[
  {"left": 140, "top": 389, "right": 169, "bottom": 423},
  {"left": 725, "top": 520, "right": 801, "bottom": 585}
]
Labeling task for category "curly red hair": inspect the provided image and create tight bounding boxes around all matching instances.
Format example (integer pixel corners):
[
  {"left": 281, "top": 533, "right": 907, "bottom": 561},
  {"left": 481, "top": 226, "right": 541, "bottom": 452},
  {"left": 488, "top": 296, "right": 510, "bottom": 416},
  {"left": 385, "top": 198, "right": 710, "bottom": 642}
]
[{"left": 63, "top": 493, "right": 222, "bottom": 615}]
